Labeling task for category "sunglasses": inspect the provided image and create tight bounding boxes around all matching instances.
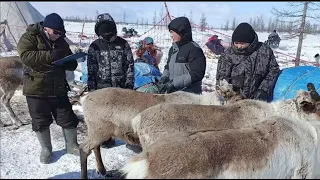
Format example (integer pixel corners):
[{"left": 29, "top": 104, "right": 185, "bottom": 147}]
[{"left": 53, "top": 30, "right": 62, "bottom": 35}]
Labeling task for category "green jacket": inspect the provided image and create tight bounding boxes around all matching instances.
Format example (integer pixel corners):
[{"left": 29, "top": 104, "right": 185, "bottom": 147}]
[{"left": 17, "top": 22, "right": 77, "bottom": 97}]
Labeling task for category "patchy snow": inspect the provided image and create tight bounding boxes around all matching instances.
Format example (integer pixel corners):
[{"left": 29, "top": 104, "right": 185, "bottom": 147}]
[{"left": 1, "top": 20, "right": 319, "bottom": 179}]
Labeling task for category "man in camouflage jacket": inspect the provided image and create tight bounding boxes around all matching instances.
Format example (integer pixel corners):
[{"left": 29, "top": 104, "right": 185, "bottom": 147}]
[
  {"left": 87, "top": 13, "right": 134, "bottom": 91},
  {"left": 216, "top": 23, "right": 280, "bottom": 102},
  {"left": 86, "top": 13, "right": 136, "bottom": 150}
]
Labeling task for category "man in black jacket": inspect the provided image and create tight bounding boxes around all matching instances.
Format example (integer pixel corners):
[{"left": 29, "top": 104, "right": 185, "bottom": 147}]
[
  {"left": 216, "top": 23, "right": 280, "bottom": 102},
  {"left": 158, "top": 16, "right": 206, "bottom": 94}
]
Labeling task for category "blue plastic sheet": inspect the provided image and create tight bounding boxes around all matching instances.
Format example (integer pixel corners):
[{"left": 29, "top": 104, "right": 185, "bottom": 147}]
[{"left": 273, "top": 66, "right": 320, "bottom": 101}]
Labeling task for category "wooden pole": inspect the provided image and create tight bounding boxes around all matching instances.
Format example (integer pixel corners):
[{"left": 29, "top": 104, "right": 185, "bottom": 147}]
[
  {"left": 164, "top": 2, "right": 172, "bottom": 21},
  {"left": 79, "top": 19, "right": 86, "bottom": 47}
]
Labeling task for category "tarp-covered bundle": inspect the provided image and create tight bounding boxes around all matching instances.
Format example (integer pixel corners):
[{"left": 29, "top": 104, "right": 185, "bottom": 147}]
[{"left": 134, "top": 62, "right": 161, "bottom": 89}]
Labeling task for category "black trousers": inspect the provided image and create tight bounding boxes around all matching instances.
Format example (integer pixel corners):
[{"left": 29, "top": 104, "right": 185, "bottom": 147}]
[{"left": 26, "top": 96, "right": 79, "bottom": 132}]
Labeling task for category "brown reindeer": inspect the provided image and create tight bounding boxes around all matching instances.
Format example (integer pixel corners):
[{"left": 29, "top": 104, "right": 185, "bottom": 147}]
[{"left": 0, "top": 56, "right": 26, "bottom": 128}]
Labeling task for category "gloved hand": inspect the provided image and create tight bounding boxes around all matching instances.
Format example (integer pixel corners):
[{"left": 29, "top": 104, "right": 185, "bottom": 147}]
[
  {"left": 61, "top": 60, "right": 77, "bottom": 70},
  {"left": 52, "top": 48, "right": 69, "bottom": 62},
  {"left": 252, "top": 90, "right": 268, "bottom": 101},
  {"left": 158, "top": 76, "right": 170, "bottom": 85},
  {"left": 159, "top": 80, "right": 175, "bottom": 94}
]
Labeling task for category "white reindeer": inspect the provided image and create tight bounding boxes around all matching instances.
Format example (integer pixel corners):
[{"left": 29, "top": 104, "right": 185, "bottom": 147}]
[
  {"left": 129, "top": 88, "right": 320, "bottom": 149},
  {"left": 122, "top": 114, "right": 320, "bottom": 179},
  {"left": 79, "top": 80, "right": 240, "bottom": 179}
]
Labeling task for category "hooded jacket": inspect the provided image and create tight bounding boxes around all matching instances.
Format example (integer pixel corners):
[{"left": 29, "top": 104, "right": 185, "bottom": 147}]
[
  {"left": 216, "top": 33, "right": 281, "bottom": 102},
  {"left": 87, "top": 13, "right": 134, "bottom": 90},
  {"left": 162, "top": 17, "right": 206, "bottom": 94},
  {"left": 17, "top": 22, "right": 77, "bottom": 97}
]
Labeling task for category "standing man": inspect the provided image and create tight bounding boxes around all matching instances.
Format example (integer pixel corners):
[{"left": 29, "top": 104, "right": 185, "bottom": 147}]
[
  {"left": 86, "top": 13, "right": 135, "bottom": 150},
  {"left": 216, "top": 23, "right": 280, "bottom": 102},
  {"left": 158, "top": 16, "right": 206, "bottom": 94},
  {"left": 17, "top": 13, "right": 80, "bottom": 164}
]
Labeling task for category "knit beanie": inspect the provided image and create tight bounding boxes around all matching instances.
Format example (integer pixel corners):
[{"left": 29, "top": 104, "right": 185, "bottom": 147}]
[
  {"left": 43, "top": 13, "right": 65, "bottom": 33},
  {"left": 232, "top": 23, "right": 256, "bottom": 43}
]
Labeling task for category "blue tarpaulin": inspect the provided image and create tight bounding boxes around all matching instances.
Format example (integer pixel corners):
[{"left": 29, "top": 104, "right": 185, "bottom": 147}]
[
  {"left": 134, "top": 62, "right": 161, "bottom": 89},
  {"left": 273, "top": 66, "right": 320, "bottom": 101},
  {"left": 80, "top": 61, "right": 162, "bottom": 89}
]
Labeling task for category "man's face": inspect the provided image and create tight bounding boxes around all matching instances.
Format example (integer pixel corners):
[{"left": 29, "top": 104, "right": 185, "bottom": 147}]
[
  {"left": 233, "top": 42, "right": 250, "bottom": 49},
  {"left": 44, "top": 27, "right": 62, "bottom": 41},
  {"left": 170, "top": 30, "right": 182, "bottom": 43}
]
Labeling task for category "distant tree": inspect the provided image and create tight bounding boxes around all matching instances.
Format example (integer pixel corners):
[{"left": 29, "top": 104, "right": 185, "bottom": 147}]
[
  {"left": 189, "top": 10, "right": 193, "bottom": 26},
  {"left": 200, "top": 12, "right": 207, "bottom": 31},
  {"left": 224, "top": 20, "right": 229, "bottom": 31},
  {"left": 153, "top": 11, "right": 157, "bottom": 25},
  {"left": 231, "top": 17, "right": 237, "bottom": 30},
  {"left": 159, "top": 7, "right": 164, "bottom": 22},
  {"left": 272, "top": 2, "right": 320, "bottom": 65},
  {"left": 123, "top": 11, "right": 126, "bottom": 24}
]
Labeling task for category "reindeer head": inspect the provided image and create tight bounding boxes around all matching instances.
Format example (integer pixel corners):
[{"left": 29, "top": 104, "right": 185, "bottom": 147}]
[
  {"left": 216, "top": 79, "right": 243, "bottom": 103},
  {"left": 295, "top": 90, "right": 317, "bottom": 113}
]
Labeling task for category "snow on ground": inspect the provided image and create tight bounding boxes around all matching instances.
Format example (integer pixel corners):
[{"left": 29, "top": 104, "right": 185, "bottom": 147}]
[{"left": 1, "top": 21, "right": 319, "bottom": 179}]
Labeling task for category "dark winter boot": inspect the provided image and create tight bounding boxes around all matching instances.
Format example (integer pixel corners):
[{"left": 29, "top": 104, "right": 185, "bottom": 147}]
[
  {"left": 62, "top": 128, "right": 80, "bottom": 156},
  {"left": 35, "top": 129, "right": 52, "bottom": 164}
]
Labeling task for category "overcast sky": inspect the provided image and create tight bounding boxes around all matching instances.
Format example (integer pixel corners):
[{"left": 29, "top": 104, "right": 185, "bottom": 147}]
[{"left": 31, "top": 1, "right": 319, "bottom": 28}]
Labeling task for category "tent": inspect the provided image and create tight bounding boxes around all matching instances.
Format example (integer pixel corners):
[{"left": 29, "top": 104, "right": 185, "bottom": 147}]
[{"left": 0, "top": 2, "right": 75, "bottom": 53}]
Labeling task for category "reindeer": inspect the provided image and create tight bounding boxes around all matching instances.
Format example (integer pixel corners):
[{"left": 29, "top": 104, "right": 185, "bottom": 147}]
[
  {"left": 0, "top": 56, "right": 25, "bottom": 128},
  {"left": 78, "top": 80, "right": 241, "bottom": 179},
  {"left": 121, "top": 115, "right": 320, "bottom": 179}
]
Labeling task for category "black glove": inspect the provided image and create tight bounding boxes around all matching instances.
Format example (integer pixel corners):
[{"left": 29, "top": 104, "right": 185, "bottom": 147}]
[
  {"left": 159, "top": 80, "right": 175, "bottom": 94},
  {"left": 52, "top": 48, "right": 69, "bottom": 62},
  {"left": 158, "top": 76, "right": 170, "bottom": 85},
  {"left": 252, "top": 90, "right": 268, "bottom": 101}
]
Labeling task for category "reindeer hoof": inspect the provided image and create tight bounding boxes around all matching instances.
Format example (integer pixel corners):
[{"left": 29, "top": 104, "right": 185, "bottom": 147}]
[{"left": 96, "top": 169, "right": 107, "bottom": 178}]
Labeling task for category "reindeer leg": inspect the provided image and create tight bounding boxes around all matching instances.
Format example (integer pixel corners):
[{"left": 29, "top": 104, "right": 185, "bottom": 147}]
[
  {"left": 93, "top": 145, "right": 107, "bottom": 176},
  {"left": 80, "top": 135, "right": 107, "bottom": 179},
  {"left": 80, "top": 144, "right": 89, "bottom": 179},
  {"left": 1, "top": 91, "right": 23, "bottom": 128}
]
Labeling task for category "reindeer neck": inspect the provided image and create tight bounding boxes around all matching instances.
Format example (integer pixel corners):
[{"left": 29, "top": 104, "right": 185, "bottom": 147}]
[
  {"left": 273, "top": 99, "right": 301, "bottom": 119},
  {"left": 200, "top": 91, "right": 220, "bottom": 105},
  {"left": 274, "top": 99, "right": 319, "bottom": 121}
]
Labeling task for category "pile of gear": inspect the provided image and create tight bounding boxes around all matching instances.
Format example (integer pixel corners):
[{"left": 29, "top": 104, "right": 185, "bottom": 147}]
[{"left": 122, "top": 27, "right": 138, "bottom": 37}]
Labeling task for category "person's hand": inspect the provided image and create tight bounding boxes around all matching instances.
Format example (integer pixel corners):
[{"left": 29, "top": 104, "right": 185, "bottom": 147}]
[
  {"left": 252, "top": 90, "right": 268, "bottom": 101},
  {"left": 158, "top": 76, "right": 170, "bottom": 85},
  {"left": 159, "top": 80, "right": 175, "bottom": 94},
  {"left": 52, "top": 49, "right": 69, "bottom": 62}
]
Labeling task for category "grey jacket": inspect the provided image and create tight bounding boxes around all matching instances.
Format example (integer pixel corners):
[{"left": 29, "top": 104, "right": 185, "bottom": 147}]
[{"left": 162, "top": 17, "right": 206, "bottom": 94}]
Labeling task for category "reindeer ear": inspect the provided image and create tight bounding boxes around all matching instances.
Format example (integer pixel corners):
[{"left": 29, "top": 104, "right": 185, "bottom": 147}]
[
  {"left": 221, "top": 79, "right": 228, "bottom": 86},
  {"left": 216, "top": 84, "right": 221, "bottom": 91}
]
